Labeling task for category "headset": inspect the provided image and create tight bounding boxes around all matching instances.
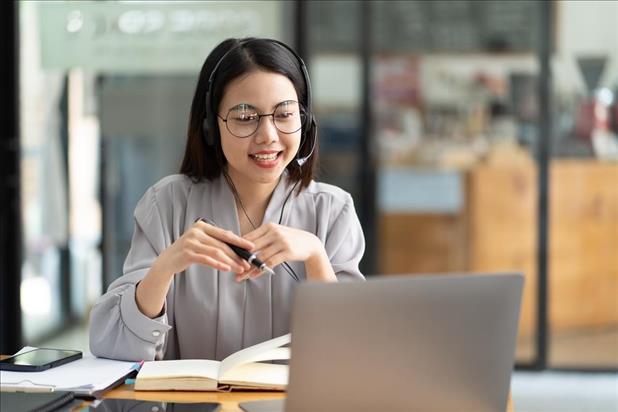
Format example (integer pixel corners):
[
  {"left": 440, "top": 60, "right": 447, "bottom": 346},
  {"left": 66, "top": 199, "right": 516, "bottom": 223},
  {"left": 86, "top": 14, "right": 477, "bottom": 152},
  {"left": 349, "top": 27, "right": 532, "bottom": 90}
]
[
  {"left": 202, "top": 38, "right": 316, "bottom": 167},
  {"left": 203, "top": 39, "right": 312, "bottom": 284}
]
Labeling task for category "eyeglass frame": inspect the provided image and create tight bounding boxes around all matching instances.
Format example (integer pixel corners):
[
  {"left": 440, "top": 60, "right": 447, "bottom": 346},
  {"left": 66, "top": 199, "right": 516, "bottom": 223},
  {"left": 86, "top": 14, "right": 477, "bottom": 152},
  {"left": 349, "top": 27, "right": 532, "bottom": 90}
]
[{"left": 217, "top": 100, "right": 307, "bottom": 138}]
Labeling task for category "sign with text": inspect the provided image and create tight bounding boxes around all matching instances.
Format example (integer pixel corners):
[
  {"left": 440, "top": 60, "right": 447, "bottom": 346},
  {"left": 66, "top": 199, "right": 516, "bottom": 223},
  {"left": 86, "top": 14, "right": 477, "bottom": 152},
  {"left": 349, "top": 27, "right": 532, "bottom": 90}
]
[{"left": 37, "top": 1, "right": 283, "bottom": 73}]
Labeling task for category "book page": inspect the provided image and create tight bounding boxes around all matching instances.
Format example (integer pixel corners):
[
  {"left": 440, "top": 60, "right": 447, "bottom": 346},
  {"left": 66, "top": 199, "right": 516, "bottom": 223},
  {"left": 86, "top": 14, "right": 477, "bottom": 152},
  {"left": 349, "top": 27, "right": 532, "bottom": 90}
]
[
  {"left": 219, "top": 362, "right": 288, "bottom": 389},
  {"left": 242, "top": 347, "right": 290, "bottom": 363},
  {"left": 219, "top": 334, "right": 291, "bottom": 380},
  {"left": 137, "top": 359, "right": 221, "bottom": 381}
]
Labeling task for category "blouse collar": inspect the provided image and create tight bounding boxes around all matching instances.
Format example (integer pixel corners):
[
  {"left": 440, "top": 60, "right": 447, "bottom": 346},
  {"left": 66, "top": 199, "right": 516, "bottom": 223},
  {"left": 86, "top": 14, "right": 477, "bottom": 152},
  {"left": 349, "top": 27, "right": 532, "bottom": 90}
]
[{"left": 210, "top": 170, "right": 295, "bottom": 235}]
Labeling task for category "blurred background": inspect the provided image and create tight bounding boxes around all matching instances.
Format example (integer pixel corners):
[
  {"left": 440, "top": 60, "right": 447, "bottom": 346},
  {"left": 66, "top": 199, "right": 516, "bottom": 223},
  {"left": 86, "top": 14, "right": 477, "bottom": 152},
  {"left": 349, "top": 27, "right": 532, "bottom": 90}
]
[{"left": 1, "top": 1, "right": 617, "bottom": 411}]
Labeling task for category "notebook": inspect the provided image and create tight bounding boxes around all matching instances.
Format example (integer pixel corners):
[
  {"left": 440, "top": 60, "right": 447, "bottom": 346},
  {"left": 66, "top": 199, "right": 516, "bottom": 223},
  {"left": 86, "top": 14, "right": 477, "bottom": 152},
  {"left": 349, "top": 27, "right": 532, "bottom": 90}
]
[
  {"left": 0, "top": 391, "right": 75, "bottom": 412},
  {"left": 135, "top": 333, "right": 290, "bottom": 391}
]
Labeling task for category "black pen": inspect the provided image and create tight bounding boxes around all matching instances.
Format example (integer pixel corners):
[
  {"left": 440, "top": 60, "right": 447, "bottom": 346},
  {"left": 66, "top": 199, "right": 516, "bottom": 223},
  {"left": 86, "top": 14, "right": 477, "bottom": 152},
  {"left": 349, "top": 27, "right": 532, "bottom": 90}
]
[
  {"left": 226, "top": 243, "right": 275, "bottom": 277},
  {"left": 197, "top": 217, "right": 275, "bottom": 276}
]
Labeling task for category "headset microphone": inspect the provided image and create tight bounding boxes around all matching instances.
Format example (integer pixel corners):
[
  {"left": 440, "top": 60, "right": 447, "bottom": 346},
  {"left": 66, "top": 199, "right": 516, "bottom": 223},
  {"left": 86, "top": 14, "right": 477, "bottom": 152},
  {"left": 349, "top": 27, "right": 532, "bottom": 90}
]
[{"left": 295, "top": 121, "right": 316, "bottom": 167}]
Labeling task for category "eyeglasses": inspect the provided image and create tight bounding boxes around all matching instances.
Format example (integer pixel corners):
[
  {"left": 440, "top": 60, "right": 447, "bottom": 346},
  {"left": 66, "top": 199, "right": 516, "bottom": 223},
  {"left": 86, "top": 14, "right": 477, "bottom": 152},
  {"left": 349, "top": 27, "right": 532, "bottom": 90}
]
[{"left": 218, "top": 100, "right": 306, "bottom": 138}]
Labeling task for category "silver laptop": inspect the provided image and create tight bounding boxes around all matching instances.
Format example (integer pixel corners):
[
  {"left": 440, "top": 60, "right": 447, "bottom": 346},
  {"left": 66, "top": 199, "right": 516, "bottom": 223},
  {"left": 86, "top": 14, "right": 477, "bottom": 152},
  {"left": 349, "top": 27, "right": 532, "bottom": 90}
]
[{"left": 241, "top": 273, "right": 523, "bottom": 412}]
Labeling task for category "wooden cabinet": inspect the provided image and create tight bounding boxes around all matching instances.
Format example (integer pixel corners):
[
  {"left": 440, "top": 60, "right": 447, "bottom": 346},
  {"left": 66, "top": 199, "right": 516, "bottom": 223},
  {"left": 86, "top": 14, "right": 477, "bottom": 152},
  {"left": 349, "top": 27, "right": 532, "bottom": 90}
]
[{"left": 379, "top": 160, "right": 618, "bottom": 337}]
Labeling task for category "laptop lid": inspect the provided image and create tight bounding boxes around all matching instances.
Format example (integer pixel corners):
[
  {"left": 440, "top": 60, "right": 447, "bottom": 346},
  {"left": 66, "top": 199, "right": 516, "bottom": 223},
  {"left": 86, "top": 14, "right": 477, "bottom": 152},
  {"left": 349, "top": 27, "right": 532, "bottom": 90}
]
[{"left": 285, "top": 273, "right": 523, "bottom": 412}]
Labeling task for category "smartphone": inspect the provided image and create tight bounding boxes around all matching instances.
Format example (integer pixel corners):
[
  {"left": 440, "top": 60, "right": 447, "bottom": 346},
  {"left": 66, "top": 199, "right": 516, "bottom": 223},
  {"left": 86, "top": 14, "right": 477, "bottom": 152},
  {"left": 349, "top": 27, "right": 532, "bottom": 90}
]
[{"left": 0, "top": 348, "right": 82, "bottom": 372}]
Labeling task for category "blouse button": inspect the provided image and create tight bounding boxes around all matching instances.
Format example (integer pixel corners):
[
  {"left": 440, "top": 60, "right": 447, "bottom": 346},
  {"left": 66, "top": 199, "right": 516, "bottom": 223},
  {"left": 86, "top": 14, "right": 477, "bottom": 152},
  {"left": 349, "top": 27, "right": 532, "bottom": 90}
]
[{"left": 152, "top": 330, "right": 161, "bottom": 337}]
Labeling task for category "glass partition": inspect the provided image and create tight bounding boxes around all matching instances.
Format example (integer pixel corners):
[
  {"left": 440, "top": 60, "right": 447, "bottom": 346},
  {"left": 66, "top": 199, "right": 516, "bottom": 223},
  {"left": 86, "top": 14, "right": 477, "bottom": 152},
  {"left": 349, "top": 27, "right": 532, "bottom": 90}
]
[
  {"left": 308, "top": 1, "right": 363, "bottom": 201},
  {"left": 18, "top": 0, "right": 290, "bottom": 344},
  {"left": 306, "top": 0, "right": 618, "bottom": 370},
  {"left": 371, "top": 1, "right": 541, "bottom": 365},
  {"left": 548, "top": 0, "right": 618, "bottom": 368},
  {"left": 307, "top": 0, "right": 542, "bottom": 364}
]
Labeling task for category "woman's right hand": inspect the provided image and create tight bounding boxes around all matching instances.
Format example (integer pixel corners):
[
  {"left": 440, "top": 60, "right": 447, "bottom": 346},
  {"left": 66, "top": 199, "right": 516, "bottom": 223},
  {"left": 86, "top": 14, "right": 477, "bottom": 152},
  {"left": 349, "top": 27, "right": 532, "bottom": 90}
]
[
  {"left": 137, "top": 220, "right": 253, "bottom": 318},
  {"left": 155, "top": 220, "right": 254, "bottom": 276}
]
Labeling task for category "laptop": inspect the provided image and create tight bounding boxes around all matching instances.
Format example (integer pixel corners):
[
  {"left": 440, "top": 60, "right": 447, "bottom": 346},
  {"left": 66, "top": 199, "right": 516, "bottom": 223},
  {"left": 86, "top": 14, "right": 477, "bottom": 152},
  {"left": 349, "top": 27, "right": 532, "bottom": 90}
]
[{"left": 240, "top": 272, "right": 523, "bottom": 412}]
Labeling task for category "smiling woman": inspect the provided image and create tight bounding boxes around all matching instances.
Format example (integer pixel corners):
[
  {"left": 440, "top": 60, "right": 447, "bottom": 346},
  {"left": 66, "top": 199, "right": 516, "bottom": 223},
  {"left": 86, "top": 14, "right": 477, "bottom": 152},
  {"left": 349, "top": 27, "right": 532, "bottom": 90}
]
[{"left": 88, "top": 38, "right": 366, "bottom": 363}]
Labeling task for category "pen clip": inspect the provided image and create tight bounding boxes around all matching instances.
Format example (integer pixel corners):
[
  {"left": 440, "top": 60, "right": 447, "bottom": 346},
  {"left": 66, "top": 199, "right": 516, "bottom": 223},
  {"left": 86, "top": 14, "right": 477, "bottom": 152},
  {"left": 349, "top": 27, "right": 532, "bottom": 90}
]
[{"left": 1, "top": 380, "right": 56, "bottom": 392}]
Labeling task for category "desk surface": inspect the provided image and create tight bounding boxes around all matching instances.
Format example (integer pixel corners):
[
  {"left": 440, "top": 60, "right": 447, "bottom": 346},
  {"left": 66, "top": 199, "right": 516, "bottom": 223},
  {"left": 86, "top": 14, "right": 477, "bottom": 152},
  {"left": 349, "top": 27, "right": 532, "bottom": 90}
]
[
  {"left": 0, "top": 356, "right": 513, "bottom": 411},
  {"left": 104, "top": 385, "right": 284, "bottom": 412},
  {"left": 104, "top": 384, "right": 514, "bottom": 412}
]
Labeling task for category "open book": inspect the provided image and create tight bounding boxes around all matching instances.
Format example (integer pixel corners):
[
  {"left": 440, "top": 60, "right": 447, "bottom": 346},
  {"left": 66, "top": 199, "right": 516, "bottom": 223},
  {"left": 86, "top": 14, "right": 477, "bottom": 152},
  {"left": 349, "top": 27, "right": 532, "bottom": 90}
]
[{"left": 134, "top": 334, "right": 290, "bottom": 391}]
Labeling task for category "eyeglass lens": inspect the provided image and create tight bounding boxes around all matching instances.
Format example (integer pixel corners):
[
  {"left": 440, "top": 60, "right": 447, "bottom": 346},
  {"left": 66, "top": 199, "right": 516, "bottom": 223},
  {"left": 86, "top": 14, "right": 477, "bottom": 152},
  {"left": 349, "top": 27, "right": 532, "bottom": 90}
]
[{"left": 225, "top": 100, "right": 305, "bottom": 137}]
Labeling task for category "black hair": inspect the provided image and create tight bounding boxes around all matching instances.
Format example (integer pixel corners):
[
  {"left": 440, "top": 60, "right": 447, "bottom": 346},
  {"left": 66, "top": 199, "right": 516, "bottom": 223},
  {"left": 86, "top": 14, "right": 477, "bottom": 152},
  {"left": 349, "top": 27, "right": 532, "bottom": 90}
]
[{"left": 180, "top": 37, "right": 317, "bottom": 190}]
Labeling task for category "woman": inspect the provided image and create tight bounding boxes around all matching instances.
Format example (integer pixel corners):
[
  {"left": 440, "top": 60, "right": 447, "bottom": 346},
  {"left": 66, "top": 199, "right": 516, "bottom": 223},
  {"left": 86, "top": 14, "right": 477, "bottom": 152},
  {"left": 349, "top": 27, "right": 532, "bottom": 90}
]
[{"left": 89, "top": 38, "right": 365, "bottom": 362}]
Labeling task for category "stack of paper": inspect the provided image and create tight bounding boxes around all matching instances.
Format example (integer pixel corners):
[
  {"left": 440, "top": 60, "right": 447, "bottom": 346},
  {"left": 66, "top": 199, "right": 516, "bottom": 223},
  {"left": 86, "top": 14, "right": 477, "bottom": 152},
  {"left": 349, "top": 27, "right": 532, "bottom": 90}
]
[{"left": 1, "top": 348, "right": 138, "bottom": 398}]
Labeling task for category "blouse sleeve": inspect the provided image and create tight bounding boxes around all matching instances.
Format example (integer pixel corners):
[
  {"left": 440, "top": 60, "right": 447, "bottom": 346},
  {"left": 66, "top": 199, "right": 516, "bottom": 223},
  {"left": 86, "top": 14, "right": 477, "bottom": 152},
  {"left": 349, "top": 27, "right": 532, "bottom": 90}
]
[
  {"left": 324, "top": 193, "right": 366, "bottom": 281},
  {"left": 88, "top": 187, "right": 173, "bottom": 361}
]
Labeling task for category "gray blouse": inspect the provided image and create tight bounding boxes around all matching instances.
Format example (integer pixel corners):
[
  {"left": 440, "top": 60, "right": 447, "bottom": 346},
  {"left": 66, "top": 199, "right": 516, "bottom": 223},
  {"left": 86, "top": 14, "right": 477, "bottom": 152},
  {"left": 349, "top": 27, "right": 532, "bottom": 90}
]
[{"left": 89, "top": 173, "right": 365, "bottom": 362}]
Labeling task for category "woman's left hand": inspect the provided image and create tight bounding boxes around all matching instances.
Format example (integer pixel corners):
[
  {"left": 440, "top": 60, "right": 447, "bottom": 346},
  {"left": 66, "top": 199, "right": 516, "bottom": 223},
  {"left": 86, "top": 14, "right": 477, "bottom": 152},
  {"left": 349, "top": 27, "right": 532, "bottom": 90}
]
[{"left": 239, "top": 223, "right": 326, "bottom": 281}]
